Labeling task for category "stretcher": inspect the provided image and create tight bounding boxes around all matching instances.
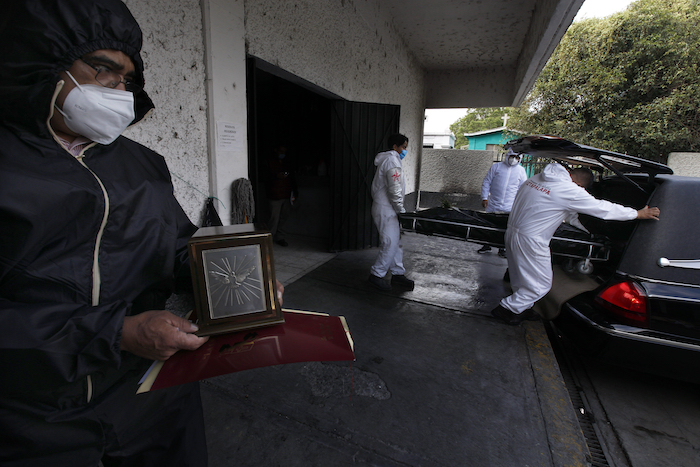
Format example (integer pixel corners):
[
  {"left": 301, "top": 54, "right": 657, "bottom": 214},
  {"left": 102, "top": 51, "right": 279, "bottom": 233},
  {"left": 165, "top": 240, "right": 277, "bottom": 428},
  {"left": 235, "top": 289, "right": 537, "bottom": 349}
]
[{"left": 398, "top": 207, "right": 611, "bottom": 274}]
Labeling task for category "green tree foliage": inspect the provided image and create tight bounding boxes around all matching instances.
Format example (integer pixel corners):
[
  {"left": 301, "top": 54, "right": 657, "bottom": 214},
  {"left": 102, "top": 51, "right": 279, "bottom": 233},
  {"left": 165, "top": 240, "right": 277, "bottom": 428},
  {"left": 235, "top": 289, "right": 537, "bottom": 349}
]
[
  {"left": 510, "top": 0, "right": 700, "bottom": 162},
  {"left": 450, "top": 107, "right": 513, "bottom": 149}
]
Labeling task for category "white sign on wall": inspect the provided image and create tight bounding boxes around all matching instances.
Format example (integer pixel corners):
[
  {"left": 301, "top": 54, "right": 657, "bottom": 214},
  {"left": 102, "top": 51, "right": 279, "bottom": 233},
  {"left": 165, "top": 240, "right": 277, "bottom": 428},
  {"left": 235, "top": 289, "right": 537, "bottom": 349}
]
[{"left": 216, "top": 121, "right": 237, "bottom": 150}]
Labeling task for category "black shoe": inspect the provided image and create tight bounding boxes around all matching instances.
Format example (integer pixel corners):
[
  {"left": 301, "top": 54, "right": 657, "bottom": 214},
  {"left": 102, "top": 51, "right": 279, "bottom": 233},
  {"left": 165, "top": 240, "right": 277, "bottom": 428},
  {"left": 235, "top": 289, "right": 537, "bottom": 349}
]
[
  {"left": 491, "top": 305, "right": 520, "bottom": 325},
  {"left": 391, "top": 274, "right": 415, "bottom": 291},
  {"left": 275, "top": 239, "right": 289, "bottom": 247},
  {"left": 477, "top": 245, "right": 491, "bottom": 254},
  {"left": 491, "top": 305, "right": 540, "bottom": 325},
  {"left": 498, "top": 248, "right": 507, "bottom": 258},
  {"left": 519, "top": 308, "right": 541, "bottom": 321},
  {"left": 368, "top": 274, "right": 391, "bottom": 291}
]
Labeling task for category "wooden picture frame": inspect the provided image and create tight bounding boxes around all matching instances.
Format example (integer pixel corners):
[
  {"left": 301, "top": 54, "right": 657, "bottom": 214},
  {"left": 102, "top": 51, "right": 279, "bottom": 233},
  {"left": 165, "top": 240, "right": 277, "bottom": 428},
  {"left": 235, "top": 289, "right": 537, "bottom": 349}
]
[{"left": 188, "top": 224, "right": 283, "bottom": 336}]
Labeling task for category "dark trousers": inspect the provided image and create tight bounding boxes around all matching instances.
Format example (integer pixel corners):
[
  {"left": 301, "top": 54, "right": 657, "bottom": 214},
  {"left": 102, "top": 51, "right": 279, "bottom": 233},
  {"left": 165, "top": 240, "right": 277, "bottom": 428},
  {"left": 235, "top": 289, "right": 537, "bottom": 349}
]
[
  {"left": 268, "top": 197, "right": 292, "bottom": 241},
  {"left": 0, "top": 378, "right": 208, "bottom": 467}
]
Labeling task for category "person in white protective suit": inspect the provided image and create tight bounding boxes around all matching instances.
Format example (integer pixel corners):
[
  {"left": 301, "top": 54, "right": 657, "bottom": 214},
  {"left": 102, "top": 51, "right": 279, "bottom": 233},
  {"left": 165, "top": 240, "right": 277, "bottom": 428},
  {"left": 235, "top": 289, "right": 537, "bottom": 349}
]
[
  {"left": 368, "top": 133, "right": 415, "bottom": 291},
  {"left": 491, "top": 163, "right": 661, "bottom": 325},
  {"left": 477, "top": 148, "right": 528, "bottom": 257}
]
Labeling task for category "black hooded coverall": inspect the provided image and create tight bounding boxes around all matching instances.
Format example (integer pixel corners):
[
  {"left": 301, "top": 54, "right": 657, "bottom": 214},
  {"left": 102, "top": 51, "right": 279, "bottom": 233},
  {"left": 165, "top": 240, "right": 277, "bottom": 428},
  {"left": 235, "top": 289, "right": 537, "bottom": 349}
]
[{"left": 0, "top": 0, "right": 208, "bottom": 464}]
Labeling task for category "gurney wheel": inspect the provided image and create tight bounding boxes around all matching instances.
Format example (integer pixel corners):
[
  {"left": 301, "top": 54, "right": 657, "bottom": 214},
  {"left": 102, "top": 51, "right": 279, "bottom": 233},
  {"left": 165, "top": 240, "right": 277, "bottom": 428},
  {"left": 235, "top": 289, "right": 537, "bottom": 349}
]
[{"left": 576, "top": 260, "right": 594, "bottom": 275}]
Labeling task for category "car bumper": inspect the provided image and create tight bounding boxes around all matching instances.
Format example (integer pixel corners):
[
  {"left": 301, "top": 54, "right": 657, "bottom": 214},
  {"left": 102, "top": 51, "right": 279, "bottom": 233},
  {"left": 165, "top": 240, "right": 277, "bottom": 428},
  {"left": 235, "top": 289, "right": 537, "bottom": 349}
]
[{"left": 553, "top": 301, "right": 700, "bottom": 383}]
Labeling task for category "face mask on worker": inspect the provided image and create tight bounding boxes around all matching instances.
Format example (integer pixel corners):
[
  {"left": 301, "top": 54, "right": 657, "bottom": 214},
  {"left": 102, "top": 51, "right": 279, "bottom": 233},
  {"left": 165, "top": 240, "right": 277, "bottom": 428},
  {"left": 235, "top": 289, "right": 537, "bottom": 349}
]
[
  {"left": 54, "top": 71, "right": 135, "bottom": 145},
  {"left": 400, "top": 149, "right": 407, "bottom": 160},
  {"left": 508, "top": 156, "right": 520, "bottom": 166}
]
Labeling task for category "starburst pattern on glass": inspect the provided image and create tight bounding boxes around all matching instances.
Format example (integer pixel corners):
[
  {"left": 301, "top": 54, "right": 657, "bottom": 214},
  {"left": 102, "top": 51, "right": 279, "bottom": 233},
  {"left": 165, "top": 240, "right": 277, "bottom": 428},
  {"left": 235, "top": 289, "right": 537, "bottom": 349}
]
[
  {"left": 208, "top": 254, "right": 262, "bottom": 307},
  {"left": 202, "top": 244, "right": 267, "bottom": 318}
]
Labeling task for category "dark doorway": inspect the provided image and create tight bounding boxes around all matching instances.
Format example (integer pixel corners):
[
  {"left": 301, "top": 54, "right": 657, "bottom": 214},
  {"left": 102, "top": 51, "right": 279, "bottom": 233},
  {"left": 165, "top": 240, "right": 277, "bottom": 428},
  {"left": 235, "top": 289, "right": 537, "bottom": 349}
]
[
  {"left": 247, "top": 57, "right": 335, "bottom": 246},
  {"left": 247, "top": 57, "right": 400, "bottom": 251}
]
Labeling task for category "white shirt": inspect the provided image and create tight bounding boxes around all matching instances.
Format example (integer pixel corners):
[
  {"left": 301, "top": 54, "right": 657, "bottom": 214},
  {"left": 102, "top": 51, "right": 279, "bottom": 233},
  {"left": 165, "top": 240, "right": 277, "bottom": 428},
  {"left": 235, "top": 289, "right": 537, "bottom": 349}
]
[
  {"left": 57, "top": 135, "right": 92, "bottom": 158},
  {"left": 481, "top": 160, "right": 527, "bottom": 212}
]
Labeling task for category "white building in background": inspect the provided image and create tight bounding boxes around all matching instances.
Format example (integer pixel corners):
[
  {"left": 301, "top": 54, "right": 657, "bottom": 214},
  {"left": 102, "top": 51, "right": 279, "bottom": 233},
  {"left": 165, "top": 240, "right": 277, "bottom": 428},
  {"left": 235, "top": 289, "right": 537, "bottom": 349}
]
[
  {"left": 423, "top": 132, "right": 457, "bottom": 149},
  {"left": 120, "top": 0, "right": 587, "bottom": 248}
]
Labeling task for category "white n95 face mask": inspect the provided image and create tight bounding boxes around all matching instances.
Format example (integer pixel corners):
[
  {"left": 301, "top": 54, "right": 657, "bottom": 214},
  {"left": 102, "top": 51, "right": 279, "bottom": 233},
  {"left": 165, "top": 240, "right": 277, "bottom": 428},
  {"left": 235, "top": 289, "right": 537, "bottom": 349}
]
[
  {"left": 508, "top": 156, "right": 520, "bottom": 166},
  {"left": 54, "top": 71, "right": 135, "bottom": 145}
]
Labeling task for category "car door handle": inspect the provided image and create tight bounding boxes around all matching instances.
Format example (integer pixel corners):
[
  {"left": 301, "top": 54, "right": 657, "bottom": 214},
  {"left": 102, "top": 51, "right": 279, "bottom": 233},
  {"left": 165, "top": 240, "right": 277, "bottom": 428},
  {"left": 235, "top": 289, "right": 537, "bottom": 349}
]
[{"left": 657, "top": 258, "right": 700, "bottom": 269}]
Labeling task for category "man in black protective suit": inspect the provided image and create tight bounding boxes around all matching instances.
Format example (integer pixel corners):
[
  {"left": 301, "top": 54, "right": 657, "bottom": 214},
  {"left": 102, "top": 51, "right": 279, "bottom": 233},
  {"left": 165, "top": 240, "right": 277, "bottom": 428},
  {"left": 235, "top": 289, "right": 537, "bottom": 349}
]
[{"left": 0, "top": 0, "right": 220, "bottom": 465}]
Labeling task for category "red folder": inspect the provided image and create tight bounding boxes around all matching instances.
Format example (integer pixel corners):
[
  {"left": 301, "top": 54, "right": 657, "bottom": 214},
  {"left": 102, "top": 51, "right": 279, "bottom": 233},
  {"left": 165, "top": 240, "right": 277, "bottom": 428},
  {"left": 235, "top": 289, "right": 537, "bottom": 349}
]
[{"left": 137, "top": 309, "right": 355, "bottom": 393}]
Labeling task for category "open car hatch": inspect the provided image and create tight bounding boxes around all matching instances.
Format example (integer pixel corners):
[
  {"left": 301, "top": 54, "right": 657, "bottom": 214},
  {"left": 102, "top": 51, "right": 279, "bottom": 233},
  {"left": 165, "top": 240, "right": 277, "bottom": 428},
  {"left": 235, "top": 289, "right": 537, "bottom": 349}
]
[{"left": 505, "top": 135, "right": 674, "bottom": 193}]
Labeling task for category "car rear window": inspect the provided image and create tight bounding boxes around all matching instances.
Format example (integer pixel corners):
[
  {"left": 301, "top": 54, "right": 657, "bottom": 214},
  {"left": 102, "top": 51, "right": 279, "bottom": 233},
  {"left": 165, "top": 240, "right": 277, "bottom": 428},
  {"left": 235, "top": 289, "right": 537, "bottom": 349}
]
[{"left": 618, "top": 175, "right": 700, "bottom": 285}]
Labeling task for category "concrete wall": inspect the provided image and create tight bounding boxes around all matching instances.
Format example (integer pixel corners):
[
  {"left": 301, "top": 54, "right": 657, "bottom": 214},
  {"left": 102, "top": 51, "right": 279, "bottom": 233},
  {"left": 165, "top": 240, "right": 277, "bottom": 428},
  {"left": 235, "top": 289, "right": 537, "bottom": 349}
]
[
  {"left": 420, "top": 149, "right": 496, "bottom": 194},
  {"left": 244, "top": 0, "right": 426, "bottom": 196},
  {"left": 200, "top": 0, "right": 249, "bottom": 226},
  {"left": 667, "top": 153, "right": 700, "bottom": 177},
  {"left": 122, "top": 0, "right": 426, "bottom": 224},
  {"left": 123, "top": 0, "right": 210, "bottom": 224},
  {"left": 126, "top": 0, "right": 249, "bottom": 225}
]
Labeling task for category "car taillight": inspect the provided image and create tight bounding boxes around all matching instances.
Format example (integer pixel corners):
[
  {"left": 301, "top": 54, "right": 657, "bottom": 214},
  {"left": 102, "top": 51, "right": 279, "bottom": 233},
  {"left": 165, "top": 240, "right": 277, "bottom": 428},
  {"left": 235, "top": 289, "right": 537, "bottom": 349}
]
[{"left": 595, "top": 281, "right": 649, "bottom": 328}]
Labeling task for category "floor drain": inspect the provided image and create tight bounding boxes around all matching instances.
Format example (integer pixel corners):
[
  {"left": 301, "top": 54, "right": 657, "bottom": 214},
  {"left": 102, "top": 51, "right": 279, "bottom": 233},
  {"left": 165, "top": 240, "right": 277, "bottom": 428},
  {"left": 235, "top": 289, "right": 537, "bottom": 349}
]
[{"left": 546, "top": 325, "right": 611, "bottom": 467}]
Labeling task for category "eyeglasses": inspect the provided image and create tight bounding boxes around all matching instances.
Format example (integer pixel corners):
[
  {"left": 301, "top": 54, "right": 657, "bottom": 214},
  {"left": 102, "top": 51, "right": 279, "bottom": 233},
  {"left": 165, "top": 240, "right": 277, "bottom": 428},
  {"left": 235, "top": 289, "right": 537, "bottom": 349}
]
[{"left": 80, "top": 58, "right": 142, "bottom": 94}]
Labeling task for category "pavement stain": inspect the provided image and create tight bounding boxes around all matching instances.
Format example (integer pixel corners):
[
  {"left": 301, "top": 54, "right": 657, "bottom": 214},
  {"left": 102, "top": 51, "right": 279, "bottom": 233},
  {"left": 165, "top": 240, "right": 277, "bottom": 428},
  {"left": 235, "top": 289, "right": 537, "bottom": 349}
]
[
  {"left": 460, "top": 361, "right": 474, "bottom": 375},
  {"left": 300, "top": 362, "right": 391, "bottom": 400}
]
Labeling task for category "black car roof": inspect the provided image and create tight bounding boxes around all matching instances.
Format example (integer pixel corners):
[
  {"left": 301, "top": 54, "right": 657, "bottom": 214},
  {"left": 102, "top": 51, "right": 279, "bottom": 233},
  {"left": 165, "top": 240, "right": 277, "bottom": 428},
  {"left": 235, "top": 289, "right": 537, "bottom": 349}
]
[{"left": 505, "top": 135, "right": 674, "bottom": 178}]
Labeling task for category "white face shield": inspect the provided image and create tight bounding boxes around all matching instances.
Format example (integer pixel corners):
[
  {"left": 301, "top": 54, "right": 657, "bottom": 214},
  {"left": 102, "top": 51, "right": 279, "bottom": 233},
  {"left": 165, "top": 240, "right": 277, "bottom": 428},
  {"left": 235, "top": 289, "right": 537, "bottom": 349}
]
[{"left": 504, "top": 148, "right": 521, "bottom": 166}]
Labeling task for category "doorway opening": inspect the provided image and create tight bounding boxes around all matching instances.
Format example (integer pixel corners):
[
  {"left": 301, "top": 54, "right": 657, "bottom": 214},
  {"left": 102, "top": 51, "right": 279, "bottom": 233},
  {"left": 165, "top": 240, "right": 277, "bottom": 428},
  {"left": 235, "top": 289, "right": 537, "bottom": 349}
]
[
  {"left": 247, "top": 58, "right": 336, "bottom": 248},
  {"left": 247, "top": 57, "right": 400, "bottom": 252}
]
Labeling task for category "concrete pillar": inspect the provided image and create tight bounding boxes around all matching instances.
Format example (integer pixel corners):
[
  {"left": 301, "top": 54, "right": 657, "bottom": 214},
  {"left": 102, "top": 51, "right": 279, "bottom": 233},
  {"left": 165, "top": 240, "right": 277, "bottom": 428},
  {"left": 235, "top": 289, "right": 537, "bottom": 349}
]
[{"left": 201, "top": 0, "right": 249, "bottom": 225}]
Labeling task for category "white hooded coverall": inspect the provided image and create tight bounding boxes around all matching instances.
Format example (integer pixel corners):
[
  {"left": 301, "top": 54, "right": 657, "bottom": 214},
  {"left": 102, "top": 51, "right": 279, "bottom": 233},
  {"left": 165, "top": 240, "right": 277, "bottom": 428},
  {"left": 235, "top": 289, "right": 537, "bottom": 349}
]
[
  {"left": 501, "top": 163, "right": 638, "bottom": 314},
  {"left": 481, "top": 159, "right": 528, "bottom": 212},
  {"left": 371, "top": 149, "right": 406, "bottom": 278}
]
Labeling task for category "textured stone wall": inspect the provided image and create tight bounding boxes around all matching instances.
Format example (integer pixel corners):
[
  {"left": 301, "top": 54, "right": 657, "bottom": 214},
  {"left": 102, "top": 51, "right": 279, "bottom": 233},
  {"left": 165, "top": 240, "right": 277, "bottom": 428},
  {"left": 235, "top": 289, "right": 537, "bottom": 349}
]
[
  {"left": 420, "top": 149, "right": 497, "bottom": 194},
  {"left": 119, "top": 0, "right": 428, "bottom": 222},
  {"left": 122, "top": 0, "right": 209, "bottom": 224},
  {"left": 667, "top": 153, "right": 700, "bottom": 177},
  {"left": 244, "top": 0, "right": 426, "bottom": 195}
]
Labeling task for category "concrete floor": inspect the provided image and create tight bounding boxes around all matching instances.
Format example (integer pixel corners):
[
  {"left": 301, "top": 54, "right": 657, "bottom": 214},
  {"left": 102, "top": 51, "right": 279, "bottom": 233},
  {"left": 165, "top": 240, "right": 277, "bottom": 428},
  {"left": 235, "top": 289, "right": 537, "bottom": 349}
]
[
  {"left": 269, "top": 234, "right": 336, "bottom": 287},
  {"left": 200, "top": 232, "right": 589, "bottom": 466}
]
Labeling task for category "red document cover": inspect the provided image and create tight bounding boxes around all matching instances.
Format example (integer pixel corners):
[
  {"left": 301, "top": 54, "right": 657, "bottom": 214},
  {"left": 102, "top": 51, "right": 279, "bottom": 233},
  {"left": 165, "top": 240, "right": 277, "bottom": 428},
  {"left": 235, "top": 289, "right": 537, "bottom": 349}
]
[{"left": 137, "top": 309, "right": 355, "bottom": 393}]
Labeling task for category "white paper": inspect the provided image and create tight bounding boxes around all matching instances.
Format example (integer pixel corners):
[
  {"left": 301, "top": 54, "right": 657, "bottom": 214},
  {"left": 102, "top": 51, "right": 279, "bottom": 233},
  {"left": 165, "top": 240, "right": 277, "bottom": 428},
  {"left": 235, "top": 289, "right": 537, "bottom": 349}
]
[{"left": 216, "top": 121, "right": 237, "bottom": 150}]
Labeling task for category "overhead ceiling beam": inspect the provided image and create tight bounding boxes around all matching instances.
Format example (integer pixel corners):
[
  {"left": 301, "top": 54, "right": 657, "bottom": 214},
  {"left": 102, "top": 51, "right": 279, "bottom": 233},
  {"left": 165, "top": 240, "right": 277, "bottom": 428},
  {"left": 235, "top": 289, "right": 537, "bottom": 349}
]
[
  {"left": 511, "top": 0, "right": 585, "bottom": 106},
  {"left": 422, "top": 0, "right": 584, "bottom": 109},
  {"left": 424, "top": 67, "right": 514, "bottom": 109}
]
